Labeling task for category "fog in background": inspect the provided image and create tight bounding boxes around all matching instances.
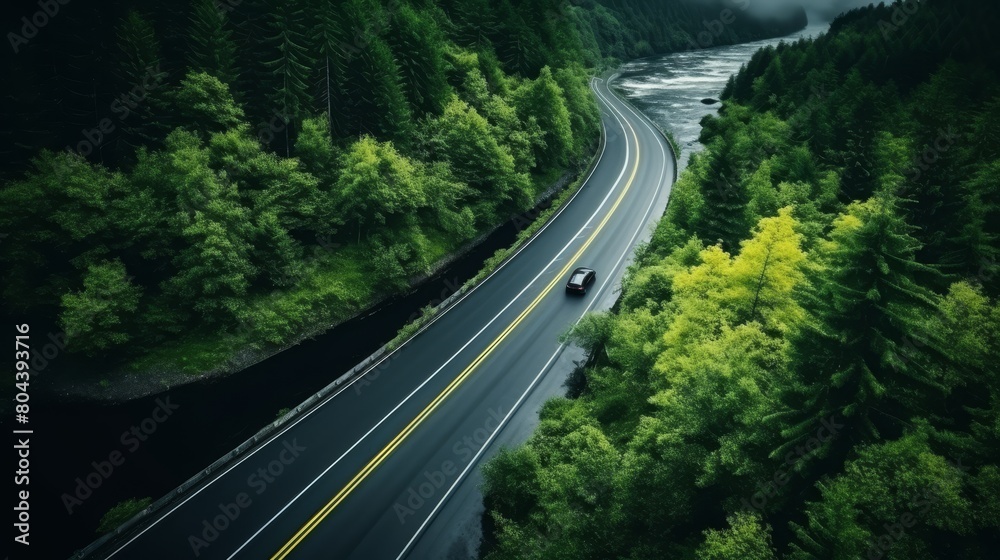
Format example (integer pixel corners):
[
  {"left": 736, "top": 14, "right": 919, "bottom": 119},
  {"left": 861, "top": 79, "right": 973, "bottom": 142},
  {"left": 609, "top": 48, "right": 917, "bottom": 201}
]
[{"left": 706, "top": 0, "right": 883, "bottom": 23}]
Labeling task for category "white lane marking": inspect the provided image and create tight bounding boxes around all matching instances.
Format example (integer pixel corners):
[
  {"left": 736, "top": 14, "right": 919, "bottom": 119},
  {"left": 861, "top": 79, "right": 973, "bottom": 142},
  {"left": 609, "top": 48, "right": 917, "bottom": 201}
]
[
  {"left": 395, "top": 77, "right": 672, "bottom": 560},
  {"left": 220, "top": 81, "right": 636, "bottom": 559}
]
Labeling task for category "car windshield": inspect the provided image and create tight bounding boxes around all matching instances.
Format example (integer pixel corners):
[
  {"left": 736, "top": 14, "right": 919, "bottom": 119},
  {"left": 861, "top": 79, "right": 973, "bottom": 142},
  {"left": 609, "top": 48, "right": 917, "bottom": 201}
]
[{"left": 570, "top": 273, "right": 587, "bottom": 284}]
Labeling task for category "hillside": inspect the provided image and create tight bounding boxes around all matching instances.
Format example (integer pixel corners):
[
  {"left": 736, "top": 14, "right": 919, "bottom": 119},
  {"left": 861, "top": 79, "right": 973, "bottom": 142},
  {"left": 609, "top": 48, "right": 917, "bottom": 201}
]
[
  {"left": 481, "top": 1, "right": 1000, "bottom": 558},
  {"left": 0, "top": 0, "right": 805, "bottom": 386}
]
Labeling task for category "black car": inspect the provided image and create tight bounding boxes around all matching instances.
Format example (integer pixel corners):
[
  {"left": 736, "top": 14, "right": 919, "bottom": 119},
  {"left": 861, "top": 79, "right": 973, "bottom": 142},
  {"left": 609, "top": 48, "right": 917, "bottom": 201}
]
[{"left": 565, "top": 267, "right": 596, "bottom": 295}]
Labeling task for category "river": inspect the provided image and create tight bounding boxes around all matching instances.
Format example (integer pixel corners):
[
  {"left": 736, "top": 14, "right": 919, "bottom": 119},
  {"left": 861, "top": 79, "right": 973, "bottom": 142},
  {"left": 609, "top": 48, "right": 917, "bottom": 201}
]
[
  {"left": 614, "top": 23, "right": 830, "bottom": 172},
  {"left": 32, "top": 23, "right": 830, "bottom": 559}
]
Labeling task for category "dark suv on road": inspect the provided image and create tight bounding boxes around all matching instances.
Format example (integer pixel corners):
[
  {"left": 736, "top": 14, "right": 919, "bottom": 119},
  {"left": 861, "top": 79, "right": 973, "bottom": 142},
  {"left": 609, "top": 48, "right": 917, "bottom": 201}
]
[{"left": 566, "top": 267, "right": 596, "bottom": 295}]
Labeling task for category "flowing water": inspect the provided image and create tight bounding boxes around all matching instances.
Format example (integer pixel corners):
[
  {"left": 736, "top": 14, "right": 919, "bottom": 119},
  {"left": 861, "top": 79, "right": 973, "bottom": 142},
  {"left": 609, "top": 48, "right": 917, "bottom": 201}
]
[{"left": 614, "top": 24, "right": 830, "bottom": 172}]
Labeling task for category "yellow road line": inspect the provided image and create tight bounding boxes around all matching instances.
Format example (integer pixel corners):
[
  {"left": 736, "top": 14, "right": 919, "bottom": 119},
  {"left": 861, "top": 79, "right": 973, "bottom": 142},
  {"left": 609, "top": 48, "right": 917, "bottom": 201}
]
[{"left": 271, "top": 98, "right": 641, "bottom": 560}]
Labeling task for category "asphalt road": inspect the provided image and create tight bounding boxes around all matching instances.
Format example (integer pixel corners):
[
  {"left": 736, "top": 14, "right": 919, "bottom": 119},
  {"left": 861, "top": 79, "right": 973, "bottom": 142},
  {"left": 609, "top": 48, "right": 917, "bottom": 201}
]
[{"left": 94, "top": 75, "right": 675, "bottom": 560}]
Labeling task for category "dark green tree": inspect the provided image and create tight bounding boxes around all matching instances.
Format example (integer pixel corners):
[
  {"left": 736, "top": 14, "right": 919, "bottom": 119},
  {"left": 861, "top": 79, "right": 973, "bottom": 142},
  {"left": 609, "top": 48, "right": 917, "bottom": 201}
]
[
  {"left": 114, "top": 10, "right": 168, "bottom": 155},
  {"left": 187, "top": 0, "right": 239, "bottom": 85},
  {"left": 260, "top": 0, "right": 316, "bottom": 155},
  {"left": 693, "top": 131, "right": 752, "bottom": 252},
  {"left": 771, "top": 196, "right": 943, "bottom": 464},
  {"left": 386, "top": 5, "right": 452, "bottom": 116}
]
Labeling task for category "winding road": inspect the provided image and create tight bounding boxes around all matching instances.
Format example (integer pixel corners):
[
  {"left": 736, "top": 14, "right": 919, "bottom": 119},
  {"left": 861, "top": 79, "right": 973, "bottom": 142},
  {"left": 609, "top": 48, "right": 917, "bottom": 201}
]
[{"left": 89, "top": 75, "right": 675, "bottom": 560}]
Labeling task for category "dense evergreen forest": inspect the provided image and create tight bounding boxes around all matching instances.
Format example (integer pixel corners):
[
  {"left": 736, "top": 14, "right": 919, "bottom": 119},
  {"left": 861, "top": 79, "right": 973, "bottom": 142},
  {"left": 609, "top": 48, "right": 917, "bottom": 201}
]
[
  {"left": 0, "top": 0, "right": 803, "bottom": 376},
  {"left": 481, "top": 1, "right": 1000, "bottom": 559}
]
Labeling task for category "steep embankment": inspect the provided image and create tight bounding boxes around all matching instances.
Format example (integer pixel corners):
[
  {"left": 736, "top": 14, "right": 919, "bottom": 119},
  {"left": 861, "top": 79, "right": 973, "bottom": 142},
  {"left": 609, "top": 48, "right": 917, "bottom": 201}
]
[{"left": 481, "top": 1, "right": 1000, "bottom": 558}]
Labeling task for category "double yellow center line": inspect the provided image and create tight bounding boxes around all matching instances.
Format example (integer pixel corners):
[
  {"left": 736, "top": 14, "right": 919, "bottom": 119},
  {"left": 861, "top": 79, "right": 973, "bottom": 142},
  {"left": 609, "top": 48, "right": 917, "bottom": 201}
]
[{"left": 271, "top": 91, "right": 641, "bottom": 560}]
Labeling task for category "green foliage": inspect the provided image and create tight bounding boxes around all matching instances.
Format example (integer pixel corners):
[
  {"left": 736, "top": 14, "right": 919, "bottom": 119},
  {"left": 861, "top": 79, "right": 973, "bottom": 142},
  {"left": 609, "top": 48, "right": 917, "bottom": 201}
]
[
  {"left": 560, "top": 311, "right": 613, "bottom": 354},
  {"left": 294, "top": 113, "right": 338, "bottom": 190},
  {"left": 697, "top": 512, "right": 777, "bottom": 560},
  {"left": 387, "top": 4, "right": 451, "bottom": 116},
  {"left": 482, "top": 3, "right": 1000, "bottom": 559},
  {"left": 96, "top": 497, "right": 151, "bottom": 534},
  {"left": 60, "top": 259, "right": 142, "bottom": 354},
  {"left": 511, "top": 66, "right": 575, "bottom": 167},
  {"left": 169, "top": 72, "right": 246, "bottom": 138},
  {"left": 426, "top": 96, "right": 532, "bottom": 224},
  {"left": 335, "top": 136, "right": 426, "bottom": 232},
  {"left": 260, "top": 0, "right": 315, "bottom": 154},
  {"left": 776, "top": 196, "right": 943, "bottom": 454},
  {"left": 187, "top": 0, "right": 238, "bottom": 85}
]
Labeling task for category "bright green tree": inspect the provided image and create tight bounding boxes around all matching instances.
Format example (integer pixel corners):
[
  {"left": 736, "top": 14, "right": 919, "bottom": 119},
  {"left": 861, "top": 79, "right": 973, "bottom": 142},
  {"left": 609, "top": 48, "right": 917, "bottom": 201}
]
[
  {"left": 170, "top": 71, "right": 246, "bottom": 138},
  {"left": 511, "top": 66, "right": 574, "bottom": 168},
  {"left": 60, "top": 259, "right": 142, "bottom": 354},
  {"left": 158, "top": 130, "right": 258, "bottom": 322},
  {"left": 696, "top": 512, "right": 777, "bottom": 560},
  {"left": 335, "top": 136, "right": 426, "bottom": 238},
  {"left": 428, "top": 97, "right": 531, "bottom": 223}
]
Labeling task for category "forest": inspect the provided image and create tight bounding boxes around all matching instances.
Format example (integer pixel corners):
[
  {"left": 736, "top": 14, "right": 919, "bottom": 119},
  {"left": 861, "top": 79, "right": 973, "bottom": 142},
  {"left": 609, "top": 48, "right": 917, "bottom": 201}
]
[
  {"left": 481, "top": 1, "right": 1000, "bottom": 559},
  {"left": 0, "top": 0, "right": 804, "bottom": 376}
]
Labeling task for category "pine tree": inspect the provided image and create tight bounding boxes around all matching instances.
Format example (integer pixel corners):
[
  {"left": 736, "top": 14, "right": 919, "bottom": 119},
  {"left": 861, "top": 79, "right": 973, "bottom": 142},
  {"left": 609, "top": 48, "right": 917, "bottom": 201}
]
[
  {"left": 357, "top": 36, "right": 416, "bottom": 145},
  {"left": 386, "top": 5, "right": 451, "bottom": 117},
  {"left": 115, "top": 10, "right": 168, "bottom": 156},
  {"left": 771, "top": 195, "right": 943, "bottom": 465},
  {"left": 260, "top": 0, "right": 316, "bottom": 156},
  {"left": 694, "top": 131, "right": 752, "bottom": 252},
  {"left": 309, "top": 0, "right": 355, "bottom": 138},
  {"left": 187, "top": 0, "right": 239, "bottom": 86}
]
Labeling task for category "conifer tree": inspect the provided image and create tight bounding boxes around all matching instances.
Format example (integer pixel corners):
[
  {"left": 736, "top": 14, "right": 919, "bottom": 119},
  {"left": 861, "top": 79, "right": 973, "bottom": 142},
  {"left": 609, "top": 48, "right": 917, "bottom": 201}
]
[
  {"left": 261, "top": 0, "right": 316, "bottom": 155},
  {"left": 770, "top": 195, "right": 943, "bottom": 464},
  {"left": 187, "top": 0, "right": 239, "bottom": 86},
  {"left": 695, "top": 131, "right": 751, "bottom": 252},
  {"left": 115, "top": 10, "right": 168, "bottom": 154}
]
